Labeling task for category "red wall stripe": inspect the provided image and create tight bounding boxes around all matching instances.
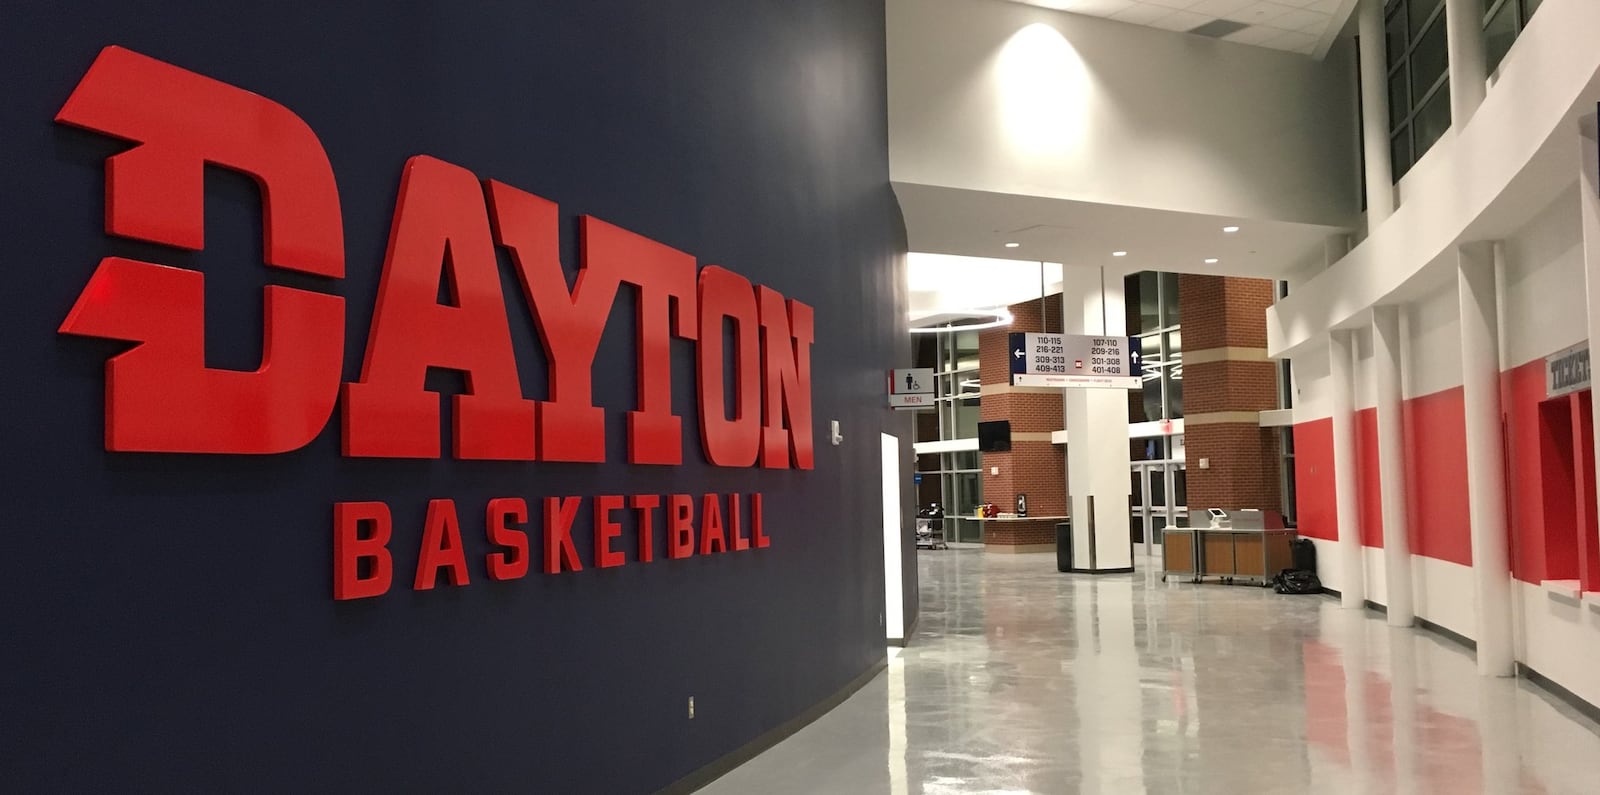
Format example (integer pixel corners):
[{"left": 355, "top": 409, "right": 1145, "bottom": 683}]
[
  {"left": 1355, "top": 407, "right": 1384, "bottom": 548},
  {"left": 1401, "top": 388, "right": 1473, "bottom": 566},
  {"left": 1292, "top": 355, "right": 1593, "bottom": 587},
  {"left": 1293, "top": 418, "right": 1337, "bottom": 540},
  {"left": 1504, "top": 359, "right": 1553, "bottom": 583}
]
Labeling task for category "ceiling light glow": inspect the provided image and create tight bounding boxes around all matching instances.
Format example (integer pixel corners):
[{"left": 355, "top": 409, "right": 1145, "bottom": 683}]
[
  {"left": 1112, "top": 251, "right": 1127, "bottom": 257},
  {"left": 909, "top": 308, "right": 1014, "bottom": 334},
  {"left": 1223, "top": 226, "right": 1240, "bottom": 233},
  {"left": 1004, "top": 242, "right": 1021, "bottom": 248},
  {"left": 1204, "top": 258, "right": 1219, "bottom": 264}
]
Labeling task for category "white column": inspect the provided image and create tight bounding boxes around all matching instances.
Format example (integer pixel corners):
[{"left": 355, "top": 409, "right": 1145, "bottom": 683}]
[
  {"left": 1458, "top": 242, "right": 1514, "bottom": 676},
  {"left": 1330, "top": 330, "right": 1367, "bottom": 607},
  {"left": 1579, "top": 117, "right": 1600, "bottom": 594},
  {"left": 1062, "top": 266, "right": 1132, "bottom": 572},
  {"left": 1357, "top": 0, "right": 1396, "bottom": 226},
  {"left": 1372, "top": 305, "right": 1414, "bottom": 626},
  {"left": 1445, "top": 0, "right": 1489, "bottom": 125}
]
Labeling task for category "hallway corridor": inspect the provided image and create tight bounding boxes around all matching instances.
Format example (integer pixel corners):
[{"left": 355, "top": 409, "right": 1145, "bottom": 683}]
[{"left": 703, "top": 549, "right": 1600, "bottom": 794}]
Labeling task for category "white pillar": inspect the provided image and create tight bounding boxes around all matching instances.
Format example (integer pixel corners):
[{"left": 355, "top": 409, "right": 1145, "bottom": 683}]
[
  {"left": 1330, "top": 330, "right": 1367, "bottom": 608},
  {"left": 1062, "top": 267, "right": 1132, "bottom": 572},
  {"left": 1458, "top": 242, "right": 1514, "bottom": 676},
  {"left": 1372, "top": 305, "right": 1414, "bottom": 626},
  {"left": 1579, "top": 117, "right": 1600, "bottom": 594},
  {"left": 1445, "top": 0, "right": 1489, "bottom": 125},
  {"left": 1357, "top": 0, "right": 1396, "bottom": 226}
]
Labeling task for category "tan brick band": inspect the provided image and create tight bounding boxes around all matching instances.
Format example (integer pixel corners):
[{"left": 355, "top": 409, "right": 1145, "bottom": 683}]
[
  {"left": 1183, "top": 411, "right": 1268, "bottom": 426},
  {"left": 1182, "top": 346, "right": 1269, "bottom": 365}
]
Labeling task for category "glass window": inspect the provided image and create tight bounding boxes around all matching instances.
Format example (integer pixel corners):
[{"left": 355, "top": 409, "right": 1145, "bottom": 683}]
[
  {"left": 954, "top": 398, "right": 979, "bottom": 440},
  {"left": 1484, "top": 2, "right": 1517, "bottom": 73},
  {"left": 1482, "top": 0, "right": 1545, "bottom": 75},
  {"left": 1409, "top": 18, "right": 1448, "bottom": 99},
  {"left": 1174, "top": 468, "right": 1188, "bottom": 508},
  {"left": 1407, "top": 0, "right": 1443, "bottom": 37},
  {"left": 1160, "top": 273, "right": 1181, "bottom": 327},
  {"left": 1381, "top": 0, "right": 1450, "bottom": 180},
  {"left": 1387, "top": 69, "right": 1409, "bottom": 130},
  {"left": 1390, "top": 132, "right": 1413, "bottom": 180},
  {"left": 1165, "top": 371, "right": 1184, "bottom": 419},
  {"left": 1124, "top": 272, "right": 1182, "bottom": 421},
  {"left": 1164, "top": 330, "right": 1184, "bottom": 419},
  {"left": 1385, "top": 8, "right": 1407, "bottom": 68},
  {"left": 1139, "top": 271, "right": 1160, "bottom": 333},
  {"left": 953, "top": 330, "right": 979, "bottom": 369},
  {"left": 1414, "top": 80, "right": 1451, "bottom": 156}
]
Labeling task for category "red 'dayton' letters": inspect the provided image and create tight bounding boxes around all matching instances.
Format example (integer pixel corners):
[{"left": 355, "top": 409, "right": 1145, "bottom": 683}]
[{"left": 55, "top": 46, "right": 815, "bottom": 469}]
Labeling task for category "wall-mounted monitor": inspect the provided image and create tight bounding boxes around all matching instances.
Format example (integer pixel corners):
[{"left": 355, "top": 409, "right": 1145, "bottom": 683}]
[{"left": 977, "top": 420, "right": 1011, "bottom": 452}]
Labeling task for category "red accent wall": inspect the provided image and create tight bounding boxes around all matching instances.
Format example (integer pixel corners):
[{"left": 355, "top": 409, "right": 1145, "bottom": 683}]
[
  {"left": 1402, "top": 388, "right": 1472, "bottom": 566},
  {"left": 1293, "top": 358, "right": 1591, "bottom": 589},
  {"left": 1293, "top": 418, "right": 1337, "bottom": 540},
  {"left": 1504, "top": 359, "right": 1553, "bottom": 583},
  {"left": 1355, "top": 407, "right": 1384, "bottom": 548}
]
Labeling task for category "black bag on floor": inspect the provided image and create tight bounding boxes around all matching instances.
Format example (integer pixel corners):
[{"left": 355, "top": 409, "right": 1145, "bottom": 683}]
[
  {"left": 1290, "top": 537, "right": 1317, "bottom": 572},
  {"left": 1274, "top": 569, "right": 1322, "bottom": 595}
]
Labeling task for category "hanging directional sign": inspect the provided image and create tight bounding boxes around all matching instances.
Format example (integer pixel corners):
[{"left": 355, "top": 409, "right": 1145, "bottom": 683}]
[{"left": 1009, "top": 332, "right": 1140, "bottom": 389}]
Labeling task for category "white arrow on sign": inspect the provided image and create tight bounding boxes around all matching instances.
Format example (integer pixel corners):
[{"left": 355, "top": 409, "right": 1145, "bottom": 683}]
[{"left": 1013, "top": 348, "right": 1024, "bottom": 359}]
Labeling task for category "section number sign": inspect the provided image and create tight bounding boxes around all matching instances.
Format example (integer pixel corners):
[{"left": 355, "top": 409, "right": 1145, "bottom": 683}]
[{"left": 1009, "top": 332, "right": 1140, "bottom": 389}]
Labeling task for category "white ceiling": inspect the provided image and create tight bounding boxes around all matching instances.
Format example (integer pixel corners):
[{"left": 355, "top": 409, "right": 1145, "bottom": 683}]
[
  {"left": 895, "top": 181, "right": 1346, "bottom": 315},
  {"left": 1005, "top": 0, "right": 1350, "bottom": 56}
]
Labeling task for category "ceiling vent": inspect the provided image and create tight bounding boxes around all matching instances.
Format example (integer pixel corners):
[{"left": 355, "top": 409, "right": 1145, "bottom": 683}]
[{"left": 1188, "top": 19, "right": 1250, "bottom": 38}]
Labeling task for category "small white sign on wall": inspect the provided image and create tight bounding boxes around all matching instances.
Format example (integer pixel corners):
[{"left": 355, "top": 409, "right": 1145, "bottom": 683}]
[{"left": 888, "top": 368, "right": 935, "bottom": 409}]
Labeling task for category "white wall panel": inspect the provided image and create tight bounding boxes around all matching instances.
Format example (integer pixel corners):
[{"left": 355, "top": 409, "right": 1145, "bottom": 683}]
[
  {"left": 1403, "top": 285, "right": 1464, "bottom": 398},
  {"left": 1518, "top": 581, "right": 1600, "bottom": 710},
  {"left": 1290, "top": 340, "right": 1334, "bottom": 423},
  {"left": 1353, "top": 327, "right": 1377, "bottom": 411},
  {"left": 886, "top": 0, "right": 1359, "bottom": 227},
  {"left": 1502, "top": 185, "right": 1587, "bottom": 368}
]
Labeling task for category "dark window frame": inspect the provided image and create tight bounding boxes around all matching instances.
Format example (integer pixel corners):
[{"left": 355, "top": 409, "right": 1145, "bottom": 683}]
[
  {"left": 1483, "top": 0, "right": 1544, "bottom": 74},
  {"left": 1385, "top": 0, "right": 1451, "bottom": 181}
]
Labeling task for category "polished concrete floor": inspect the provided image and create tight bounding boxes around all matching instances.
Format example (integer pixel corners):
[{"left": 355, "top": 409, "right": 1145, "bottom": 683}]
[{"left": 702, "top": 548, "right": 1600, "bottom": 794}]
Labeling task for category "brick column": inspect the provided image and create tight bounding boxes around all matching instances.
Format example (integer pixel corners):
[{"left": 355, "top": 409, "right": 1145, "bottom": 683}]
[
  {"left": 977, "top": 296, "right": 1066, "bottom": 551},
  {"left": 1178, "top": 275, "right": 1281, "bottom": 512}
]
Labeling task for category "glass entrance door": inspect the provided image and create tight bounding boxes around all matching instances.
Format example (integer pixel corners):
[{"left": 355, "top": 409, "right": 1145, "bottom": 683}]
[{"left": 1130, "top": 460, "right": 1187, "bottom": 557}]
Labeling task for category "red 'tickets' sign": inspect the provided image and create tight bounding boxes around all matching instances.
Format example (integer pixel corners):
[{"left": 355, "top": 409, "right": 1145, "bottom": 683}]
[
  {"left": 54, "top": 45, "right": 814, "bottom": 469},
  {"left": 54, "top": 47, "right": 815, "bottom": 599}
]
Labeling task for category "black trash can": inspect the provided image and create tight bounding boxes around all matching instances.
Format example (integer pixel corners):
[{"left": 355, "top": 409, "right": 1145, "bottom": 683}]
[{"left": 1056, "top": 521, "right": 1071, "bottom": 572}]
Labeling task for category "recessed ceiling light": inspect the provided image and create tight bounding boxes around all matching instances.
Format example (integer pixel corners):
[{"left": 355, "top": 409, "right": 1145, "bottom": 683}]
[
  {"left": 1004, "top": 242, "right": 1020, "bottom": 248},
  {"left": 1223, "top": 226, "right": 1240, "bottom": 233},
  {"left": 1112, "top": 251, "right": 1127, "bottom": 257},
  {"left": 1204, "top": 258, "right": 1219, "bottom": 264}
]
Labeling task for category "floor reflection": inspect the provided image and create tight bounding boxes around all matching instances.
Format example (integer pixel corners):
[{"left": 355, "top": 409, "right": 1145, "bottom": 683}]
[{"left": 701, "top": 549, "right": 1600, "bottom": 794}]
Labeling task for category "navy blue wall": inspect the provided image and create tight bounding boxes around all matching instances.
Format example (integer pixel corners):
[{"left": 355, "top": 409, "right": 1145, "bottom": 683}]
[{"left": 0, "top": 1, "right": 912, "bottom": 790}]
